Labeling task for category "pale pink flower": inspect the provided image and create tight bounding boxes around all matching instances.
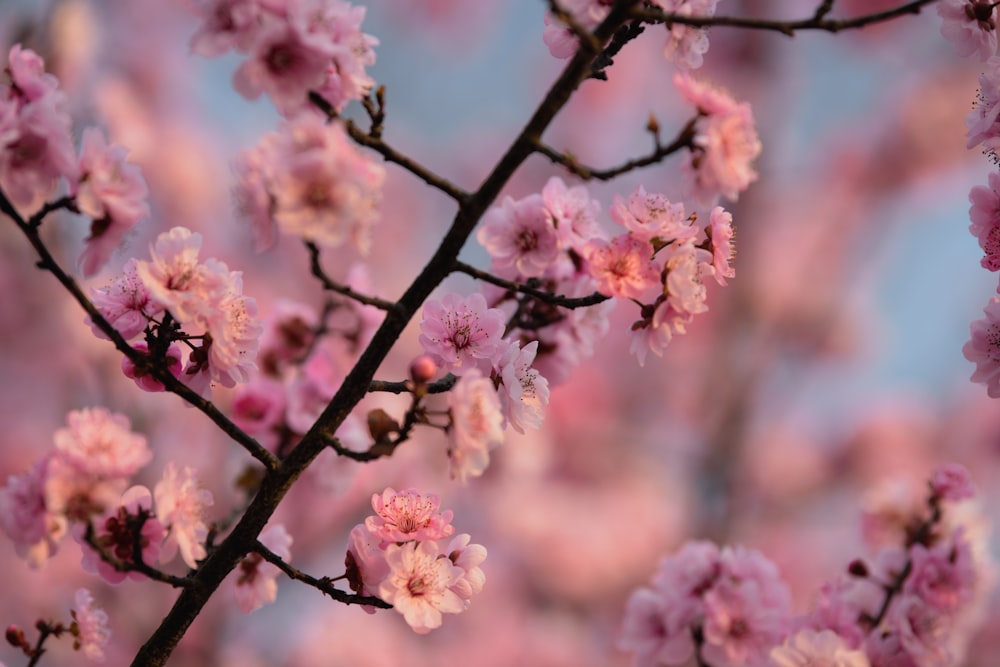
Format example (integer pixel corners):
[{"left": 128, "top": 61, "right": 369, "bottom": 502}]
[
  {"left": 905, "top": 533, "right": 977, "bottom": 612},
  {"left": 447, "top": 369, "right": 504, "bottom": 483},
  {"left": 257, "top": 299, "right": 319, "bottom": 375},
  {"left": 121, "top": 341, "right": 183, "bottom": 393},
  {"left": 231, "top": 377, "right": 287, "bottom": 449},
  {"left": 232, "top": 138, "right": 278, "bottom": 252},
  {"left": 654, "top": 0, "right": 718, "bottom": 70},
  {"left": 967, "top": 58, "right": 1000, "bottom": 156},
  {"left": 154, "top": 463, "right": 214, "bottom": 569},
  {"left": 609, "top": 185, "right": 697, "bottom": 244},
  {"left": 619, "top": 587, "right": 693, "bottom": 667},
  {"left": 663, "top": 241, "right": 714, "bottom": 316},
  {"left": 73, "top": 127, "right": 149, "bottom": 277},
  {"left": 707, "top": 205, "right": 736, "bottom": 285},
  {"left": 702, "top": 579, "right": 789, "bottom": 667},
  {"left": 378, "top": 540, "right": 465, "bottom": 634},
  {"left": 7, "top": 44, "right": 60, "bottom": 102},
  {"left": 443, "top": 533, "right": 487, "bottom": 604},
  {"left": 42, "top": 455, "right": 125, "bottom": 526},
  {"left": 189, "top": 0, "right": 267, "bottom": 57},
  {"left": 365, "top": 487, "right": 454, "bottom": 544},
  {"left": 583, "top": 234, "right": 660, "bottom": 300},
  {"left": 0, "top": 457, "right": 63, "bottom": 567},
  {"left": 345, "top": 522, "right": 390, "bottom": 604},
  {"left": 629, "top": 313, "right": 677, "bottom": 367},
  {"left": 769, "top": 629, "right": 870, "bottom": 667},
  {"left": 204, "top": 286, "right": 262, "bottom": 388},
  {"left": 541, "top": 0, "right": 611, "bottom": 58},
  {"left": 79, "top": 485, "right": 165, "bottom": 585},
  {"left": 938, "top": 0, "right": 997, "bottom": 61},
  {"left": 301, "top": 0, "right": 378, "bottom": 111},
  {"left": 968, "top": 170, "right": 1000, "bottom": 270},
  {"left": 674, "top": 72, "right": 761, "bottom": 205},
  {"left": 962, "top": 297, "right": 1000, "bottom": 397},
  {"left": 929, "top": 464, "right": 977, "bottom": 502},
  {"left": 418, "top": 292, "right": 506, "bottom": 374},
  {"left": 495, "top": 340, "right": 550, "bottom": 434},
  {"left": 135, "top": 227, "right": 223, "bottom": 324},
  {"left": 540, "top": 176, "right": 603, "bottom": 251},
  {"left": 70, "top": 588, "right": 110, "bottom": 662},
  {"left": 0, "top": 93, "right": 78, "bottom": 209},
  {"left": 53, "top": 407, "right": 151, "bottom": 479},
  {"left": 888, "top": 594, "right": 952, "bottom": 667},
  {"left": 478, "top": 193, "right": 560, "bottom": 278},
  {"left": 235, "top": 523, "right": 292, "bottom": 613},
  {"left": 88, "top": 258, "right": 163, "bottom": 340}
]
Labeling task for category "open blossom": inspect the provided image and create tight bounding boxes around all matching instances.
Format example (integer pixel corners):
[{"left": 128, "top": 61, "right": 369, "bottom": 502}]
[
  {"left": 674, "top": 72, "right": 761, "bottom": 205},
  {"left": 707, "top": 205, "right": 736, "bottom": 285},
  {"left": 963, "top": 296, "right": 1000, "bottom": 397},
  {"left": 966, "top": 57, "right": 1000, "bottom": 155},
  {"left": 583, "top": 234, "right": 660, "bottom": 300},
  {"left": 769, "top": 630, "right": 870, "bottom": 667},
  {"left": 609, "top": 186, "right": 697, "bottom": 244},
  {"left": 365, "top": 488, "right": 454, "bottom": 544},
  {"left": 79, "top": 485, "right": 166, "bottom": 585},
  {"left": 0, "top": 457, "right": 62, "bottom": 567},
  {"left": 378, "top": 540, "right": 466, "bottom": 634},
  {"left": 478, "top": 193, "right": 560, "bottom": 278},
  {"left": 154, "top": 463, "right": 214, "bottom": 569},
  {"left": 447, "top": 369, "right": 504, "bottom": 483},
  {"left": 968, "top": 169, "right": 1000, "bottom": 270},
  {"left": 345, "top": 522, "right": 391, "bottom": 604},
  {"left": 419, "top": 292, "right": 506, "bottom": 373},
  {"left": 73, "top": 127, "right": 149, "bottom": 277},
  {"left": 653, "top": 0, "right": 718, "bottom": 70},
  {"left": 121, "top": 341, "right": 184, "bottom": 393},
  {"left": 88, "top": 258, "right": 163, "bottom": 340},
  {"left": 444, "top": 533, "right": 487, "bottom": 604},
  {"left": 135, "top": 227, "right": 223, "bottom": 324},
  {"left": 938, "top": 0, "right": 997, "bottom": 61},
  {"left": 235, "top": 523, "right": 292, "bottom": 613},
  {"left": 495, "top": 340, "right": 550, "bottom": 434},
  {"left": 541, "top": 176, "right": 603, "bottom": 251},
  {"left": 541, "top": 0, "right": 612, "bottom": 58},
  {"left": 70, "top": 588, "right": 111, "bottom": 662},
  {"left": 233, "top": 113, "right": 385, "bottom": 253},
  {"left": 929, "top": 464, "right": 977, "bottom": 502},
  {"left": 53, "top": 408, "right": 151, "bottom": 479}
]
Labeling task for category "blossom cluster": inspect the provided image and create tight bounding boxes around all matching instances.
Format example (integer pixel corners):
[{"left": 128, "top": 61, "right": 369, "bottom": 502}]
[
  {"left": 0, "top": 408, "right": 215, "bottom": 579},
  {"left": 0, "top": 45, "right": 149, "bottom": 276},
  {"left": 90, "top": 226, "right": 262, "bottom": 396},
  {"left": 542, "top": 0, "right": 719, "bottom": 70},
  {"left": 345, "top": 488, "right": 486, "bottom": 634},
  {"left": 233, "top": 112, "right": 385, "bottom": 253},
  {"left": 183, "top": 0, "right": 377, "bottom": 116},
  {"left": 618, "top": 464, "right": 995, "bottom": 667}
]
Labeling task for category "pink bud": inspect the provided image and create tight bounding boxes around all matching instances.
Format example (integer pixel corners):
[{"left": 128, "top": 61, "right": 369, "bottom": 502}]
[{"left": 409, "top": 355, "right": 438, "bottom": 385}]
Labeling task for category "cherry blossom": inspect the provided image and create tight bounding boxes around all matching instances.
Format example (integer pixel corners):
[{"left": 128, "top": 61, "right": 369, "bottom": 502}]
[
  {"left": 79, "top": 485, "right": 166, "bottom": 585},
  {"left": 53, "top": 407, "right": 151, "bottom": 480},
  {"left": 609, "top": 185, "right": 697, "bottom": 244},
  {"left": 88, "top": 258, "right": 163, "bottom": 340},
  {"left": 495, "top": 339, "right": 550, "bottom": 434},
  {"left": 583, "top": 234, "right": 660, "bottom": 300},
  {"left": 965, "top": 57, "right": 1000, "bottom": 156},
  {"left": 418, "top": 292, "right": 506, "bottom": 374},
  {"left": 0, "top": 457, "right": 62, "bottom": 567},
  {"left": 540, "top": 175, "right": 603, "bottom": 251},
  {"left": 345, "top": 522, "right": 390, "bottom": 604},
  {"left": 769, "top": 629, "right": 870, "bottom": 667},
  {"left": 968, "top": 169, "right": 1000, "bottom": 270},
  {"left": 73, "top": 127, "right": 149, "bottom": 277},
  {"left": 446, "top": 369, "right": 504, "bottom": 483},
  {"left": 652, "top": 0, "right": 718, "bottom": 70},
  {"left": 929, "top": 464, "right": 977, "bottom": 503},
  {"left": 378, "top": 539, "right": 465, "bottom": 634},
  {"left": 365, "top": 487, "right": 454, "bottom": 544},
  {"left": 477, "top": 193, "right": 560, "bottom": 278},
  {"left": 541, "top": 0, "right": 613, "bottom": 58},
  {"left": 962, "top": 296, "right": 1000, "bottom": 397},
  {"left": 154, "top": 463, "right": 214, "bottom": 569},
  {"left": 938, "top": 0, "right": 997, "bottom": 61},
  {"left": 70, "top": 588, "right": 111, "bottom": 662},
  {"left": 121, "top": 341, "right": 184, "bottom": 393},
  {"left": 234, "top": 523, "right": 292, "bottom": 613},
  {"left": 443, "top": 533, "right": 487, "bottom": 604},
  {"left": 706, "top": 205, "right": 736, "bottom": 285}
]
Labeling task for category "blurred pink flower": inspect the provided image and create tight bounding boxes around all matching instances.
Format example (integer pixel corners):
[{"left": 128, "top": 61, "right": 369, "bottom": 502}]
[
  {"left": 962, "top": 297, "right": 1000, "bottom": 397},
  {"left": 938, "top": 0, "right": 997, "bottom": 61},
  {"left": 154, "top": 463, "right": 214, "bottom": 569},
  {"left": 79, "top": 485, "right": 165, "bottom": 585},
  {"left": 653, "top": 0, "right": 718, "bottom": 70},
  {"left": 71, "top": 588, "right": 110, "bottom": 662},
  {"left": 447, "top": 369, "right": 504, "bottom": 482},
  {"left": 235, "top": 523, "right": 292, "bottom": 613},
  {"left": 53, "top": 407, "right": 151, "bottom": 479},
  {"left": 967, "top": 170, "right": 1000, "bottom": 270},
  {"left": 769, "top": 629, "right": 870, "bottom": 667}
]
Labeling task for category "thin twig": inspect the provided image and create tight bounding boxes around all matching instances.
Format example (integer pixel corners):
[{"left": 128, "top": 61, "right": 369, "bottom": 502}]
[
  {"left": 305, "top": 241, "right": 401, "bottom": 313},
  {"left": 368, "top": 374, "right": 458, "bottom": 394},
  {"left": 453, "top": 260, "right": 609, "bottom": 309}
]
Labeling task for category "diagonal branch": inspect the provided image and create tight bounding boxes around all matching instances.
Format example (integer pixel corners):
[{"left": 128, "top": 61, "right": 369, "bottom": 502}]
[{"left": 453, "top": 260, "right": 609, "bottom": 309}]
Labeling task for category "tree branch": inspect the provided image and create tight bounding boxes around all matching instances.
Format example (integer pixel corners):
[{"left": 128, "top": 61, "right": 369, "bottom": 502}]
[
  {"left": 453, "top": 260, "right": 610, "bottom": 308},
  {"left": 305, "top": 241, "right": 401, "bottom": 313}
]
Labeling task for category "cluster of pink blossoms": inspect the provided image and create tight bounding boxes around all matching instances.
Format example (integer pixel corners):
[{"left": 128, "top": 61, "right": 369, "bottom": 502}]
[
  {"left": 183, "top": 0, "right": 377, "bottom": 116},
  {"left": 0, "top": 409, "right": 216, "bottom": 581},
  {"left": 345, "top": 488, "right": 486, "bottom": 634},
  {"left": 542, "top": 0, "right": 718, "bottom": 70},
  {"left": 0, "top": 46, "right": 149, "bottom": 277},
  {"left": 619, "top": 464, "right": 995, "bottom": 667},
  {"left": 937, "top": 2, "right": 1000, "bottom": 396},
  {"left": 90, "top": 226, "right": 262, "bottom": 396},
  {"left": 233, "top": 112, "right": 385, "bottom": 253}
]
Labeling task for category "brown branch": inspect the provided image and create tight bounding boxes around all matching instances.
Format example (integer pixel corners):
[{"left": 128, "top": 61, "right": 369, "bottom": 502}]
[
  {"left": 630, "top": 0, "right": 938, "bottom": 37},
  {"left": 305, "top": 241, "right": 401, "bottom": 313},
  {"left": 368, "top": 374, "right": 458, "bottom": 394},
  {"left": 82, "top": 522, "right": 190, "bottom": 588},
  {"left": 546, "top": 0, "right": 602, "bottom": 53},
  {"left": 0, "top": 190, "right": 280, "bottom": 472},
  {"left": 532, "top": 116, "right": 698, "bottom": 181},
  {"left": 453, "top": 260, "right": 610, "bottom": 308}
]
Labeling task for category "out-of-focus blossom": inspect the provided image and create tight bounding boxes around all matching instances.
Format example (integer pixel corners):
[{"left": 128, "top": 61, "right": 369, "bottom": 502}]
[
  {"left": 938, "top": 0, "right": 997, "bottom": 61},
  {"left": 234, "top": 523, "right": 292, "bottom": 613},
  {"left": 769, "top": 629, "right": 870, "bottom": 667},
  {"left": 962, "top": 296, "right": 1000, "bottom": 397},
  {"left": 154, "top": 463, "right": 214, "bottom": 569},
  {"left": 652, "top": 0, "right": 719, "bottom": 70},
  {"left": 70, "top": 588, "right": 111, "bottom": 662},
  {"left": 53, "top": 407, "right": 151, "bottom": 479},
  {"left": 447, "top": 369, "right": 504, "bottom": 482}
]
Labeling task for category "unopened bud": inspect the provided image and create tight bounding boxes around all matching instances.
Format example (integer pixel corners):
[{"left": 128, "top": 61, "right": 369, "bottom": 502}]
[
  {"left": 6, "top": 624, "right": 26, "bottom": 649},
  {"left": 367, "top": 408, "right": 400, "bottom": 444},
  {"left": 847, "top": 559, "right": 869, "bottom": 578},
  {"left": 409, "top": 355, "right": 438, "bottom": 386}
]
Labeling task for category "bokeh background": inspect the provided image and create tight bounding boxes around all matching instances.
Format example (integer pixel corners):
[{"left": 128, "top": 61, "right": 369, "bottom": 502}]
[{"left": 1, "top": 0, "right": 998, "bottom": 665}]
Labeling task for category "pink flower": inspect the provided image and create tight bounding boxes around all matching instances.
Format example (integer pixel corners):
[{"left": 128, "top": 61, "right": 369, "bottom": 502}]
[
  {"left": 418, "top": 292, "right": 506, "bottom": 374},
  {"left": 769, "top": 629, "right": 870, "bottom": 667},
  {"left": 235, "top": 523, "right": 292, "bottom": 613},
  {"left": 53, "top": 407, "right": 151, "bottom": 479},
  {"left": 541, "top": 176, "right": 603, "bottom": 251},
  {"left": 365, "top": 487, "right": 454, "bottom": 544},
  {"left": 905, "top": 533, "right": 977, "bottom": 612},
  {"left": 495, "top": 340, "right": 550, "bottom": 434},
  {"left": 378, "top": 540, "right": 465, "bottom": 634},
  {"left": 443, "top": 533, "right": 487, "bottom": 603},
  {"left": 541, "top": 0, "right": 612, "bottom": 58},
  {"left": 121, "top": 341, "right": 184, "bottom": 393},
  {"left": 938, "top": 0, "right": 997, "bottom": 61},
  {"left": 929, "top": 464, "right": 977, "bottom": 502},
  {"left": 88, "top": 258, "right": 163, "bottom": 341},
  {"left": 966, "top": 57, "right": 1000, "bottom": 154},
  {"left": 189, "top": 0, "right": 267, "bottom": 57},
  {"left": 968, "top": 170, "right": 1000, "bottom": 270},
  {"left": 478, "top": 193, "right": 560, "bottom": 278},
  {"left": 154, "top": 463, "right": 214, "bottom": 569},
  {"left": 345, "top": 522, "right": 390, "bottom": 604},
  {"left": 962, "top": 297, "right": 1000, "bottom": 397},
  {"left": 257, "top": 299, "right": 319, "bottom": 375},
  {"left": 70, "top": 588, "right": 110, "bottom": 662},
  {"left": 653, "top": 0, "right": 718, "bottom": 70},
  {"left": 73, "top": 127, "right": 150, "bottom": 277},
  {"left": 609, "top": 186, "right": 697, "bottom": 244},
  {"left": 135, "top": 227, "right": 222, "bottom": 323},
  {"left": 79, "top": 485, "right": 166, "bottom": 585},
  {"left": 674, "top": 72, "right": 761, "bottom": 205},
  {"left": 204, "top": 287, "right": 262, "bottom": 388},
  {"left": 0, "top": 457, "right": 63, "bottom": 567},
  {"left": 583, "top": 234, "right": 660, "bottom": 300},
  {"left": 663, "top": 241, "right": 714, "bottom": 316},
  {"left": 7, "top": 44, "right": 60, "bottom": 102},
  {"left": 888, "top": 594, "right": 952, "bottom": 667},
  {"left": 301, "top": 0, "right": 378, "bottom": 111},
  {"left": 619, "top": 588, "right": 694, "bottom": 666},
  {"left": 231, "top": 377, "right": 287, "bottom": 449},
  {"left": 447, "top": 369, "right": 504, "bottom": 483},
  {"left": 707, "top": 205, "right": 736, "bottom": 285},
  {"left": 701, "top": 579, "right": 789, "bottom": 667}
]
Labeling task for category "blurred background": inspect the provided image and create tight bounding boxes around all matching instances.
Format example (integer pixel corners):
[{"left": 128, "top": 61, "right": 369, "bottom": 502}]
[{"left": 1, "top": 0, "right": 998, "bottom": 665}]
